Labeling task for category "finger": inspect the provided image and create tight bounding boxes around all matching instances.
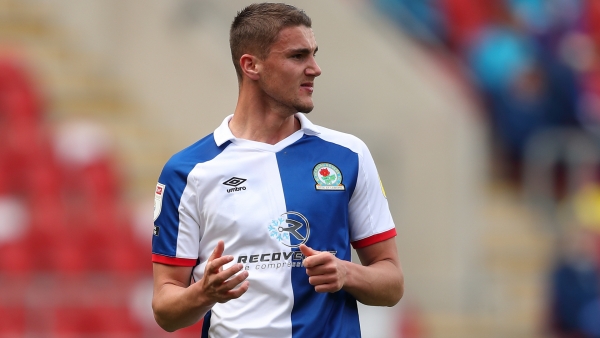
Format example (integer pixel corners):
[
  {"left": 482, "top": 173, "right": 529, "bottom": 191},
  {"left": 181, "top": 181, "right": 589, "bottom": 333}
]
[
  {"left": 226, "top": 281, "right": 250, "bottom": 299},
  {"left": 206, "top": 255, "right": 234, "bottom": 274},
  {"left": 299, "top": 244, "right": 319, "bottom": 257},
  {"left": 221, "top": 270, "right": 249, "bottom": 290},
  {"left": 212, "top": 263, "right": 245, "bottom": 284},
  {"left": 305, "top": 260, "right": 337, "bottom": 276},
  {"left": 314, "top": 283, "right": 340, "bottom": 293},
  {"left": 208, "top": 240, "right": 225, "bottom": 262},
  {"left": 303, "top": 252, "right": 334, "bottom": 269},
  {"left": 308, "top": 274, "right": 336, "bottom": 286}
]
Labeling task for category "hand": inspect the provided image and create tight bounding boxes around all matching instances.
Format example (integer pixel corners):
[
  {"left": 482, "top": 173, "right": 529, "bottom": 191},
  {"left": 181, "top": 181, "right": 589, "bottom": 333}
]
[
  {"left": 195, "top": 240, "right": 249, "bottom": 304},
  {"left": 300, "top": 244, "right": 346, "bottom": 293}
]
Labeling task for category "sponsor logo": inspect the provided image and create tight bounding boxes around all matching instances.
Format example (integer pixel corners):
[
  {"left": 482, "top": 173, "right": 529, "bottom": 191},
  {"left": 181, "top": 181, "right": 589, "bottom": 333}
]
[
  {"left": 236, "top": 211, "right": 337, "bottom": 271},
  {"left": 237, "top": 250, "right": 337, "bottom": 271},
  {"left": 313, "top": 163, "right": 345, "bottom": 191},
  {"left": 223, "top": 177, "right": 247, "bottom": 193},
  {"left": 268, "top": 211, "right": 310, "bottom": 248},
  {"left": 154, "top": 183, "right": 165, "bottom": 221},
  {"left": 153, "top": 225, "right": 159, "bottom": 236}
]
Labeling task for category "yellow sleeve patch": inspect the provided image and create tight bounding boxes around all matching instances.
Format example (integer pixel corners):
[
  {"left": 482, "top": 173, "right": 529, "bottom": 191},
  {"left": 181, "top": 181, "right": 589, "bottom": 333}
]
[{"left": 379, "top": 177, "right": 387, "bottom": 199}]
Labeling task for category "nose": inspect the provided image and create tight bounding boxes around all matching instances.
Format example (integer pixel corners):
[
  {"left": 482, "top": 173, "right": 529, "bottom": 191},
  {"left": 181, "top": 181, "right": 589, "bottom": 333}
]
[{"left": 306, "top": 57, "right": 322, "bottom": 77}]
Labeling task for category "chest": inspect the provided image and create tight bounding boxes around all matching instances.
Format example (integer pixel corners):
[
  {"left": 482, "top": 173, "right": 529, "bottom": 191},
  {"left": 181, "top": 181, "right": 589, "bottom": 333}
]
[{"left": 192, "top": 142, "right": 359, "bottom": 251}]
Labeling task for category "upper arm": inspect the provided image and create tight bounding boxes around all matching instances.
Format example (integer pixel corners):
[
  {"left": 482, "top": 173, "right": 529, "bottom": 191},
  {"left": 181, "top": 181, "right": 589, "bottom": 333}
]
[
  {"left": 355, "top": 237, "right": 400, "bottom": 268},
  {"left": 349, "top": 140, "right": 396, "bottom": 248},
  {"left": 153, "top": 262, "right": 194, "bottom": 295},
  {"left": 352, "top": 237, "right": 404, "bottom": 306}
]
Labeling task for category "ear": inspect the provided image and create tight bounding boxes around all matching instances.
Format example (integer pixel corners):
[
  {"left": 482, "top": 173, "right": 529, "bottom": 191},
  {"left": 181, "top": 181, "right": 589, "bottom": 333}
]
[{"left": 239, "top": 54, "right": 261, "bottom": 81}]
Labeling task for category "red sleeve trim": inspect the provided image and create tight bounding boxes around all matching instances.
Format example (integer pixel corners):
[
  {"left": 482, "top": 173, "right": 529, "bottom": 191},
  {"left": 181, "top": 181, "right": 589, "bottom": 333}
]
[
  {"left": 351, "top": 228, "right": 397, "bottom": 249},
  {"left": 152, "top": 254, "right": 197, "bottom": 267}
]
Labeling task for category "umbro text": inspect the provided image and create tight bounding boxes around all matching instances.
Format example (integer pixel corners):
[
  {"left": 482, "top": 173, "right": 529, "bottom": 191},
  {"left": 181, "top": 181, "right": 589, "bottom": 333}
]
[{"left": 227, "top": 186, "right": 247, "bottom": 193}]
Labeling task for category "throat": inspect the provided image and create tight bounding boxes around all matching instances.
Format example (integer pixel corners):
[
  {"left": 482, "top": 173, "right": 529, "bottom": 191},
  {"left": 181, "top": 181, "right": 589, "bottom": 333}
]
[{"left": 229, "top": 114, "right": 301, "bottom": 145}]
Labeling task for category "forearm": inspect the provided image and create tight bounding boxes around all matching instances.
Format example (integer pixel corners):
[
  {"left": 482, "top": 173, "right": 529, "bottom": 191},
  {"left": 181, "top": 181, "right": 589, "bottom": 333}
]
[
  {"left": 152, "top": 283, "right": 213, "bottom": 332},
  {"left": 341, "top": 258, "right": 404, "bottom": 307}
]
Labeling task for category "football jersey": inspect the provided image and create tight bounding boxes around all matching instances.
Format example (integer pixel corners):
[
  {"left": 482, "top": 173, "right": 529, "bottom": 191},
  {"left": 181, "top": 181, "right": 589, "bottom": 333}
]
[{"left": 152, "top": 113, "right": 396, "bottom": 338}]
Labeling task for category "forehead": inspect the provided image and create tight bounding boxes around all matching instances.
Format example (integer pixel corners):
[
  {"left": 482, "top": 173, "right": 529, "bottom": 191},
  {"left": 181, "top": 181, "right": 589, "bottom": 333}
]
[{"left": 269, "top": 25, "right": 317, "bottom": 53}]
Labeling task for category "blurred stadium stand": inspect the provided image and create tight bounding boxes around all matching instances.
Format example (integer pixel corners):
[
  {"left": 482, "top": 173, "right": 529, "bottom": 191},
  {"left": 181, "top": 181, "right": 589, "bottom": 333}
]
[
  {"left": 372, "top": 0, "right": 600, "bottom": 337},
  {"left": 3, "top": 0, "right": 596, "bottom": 337},
  {"left": 0, "top": 0, "right": 201, "bottom": 336}
]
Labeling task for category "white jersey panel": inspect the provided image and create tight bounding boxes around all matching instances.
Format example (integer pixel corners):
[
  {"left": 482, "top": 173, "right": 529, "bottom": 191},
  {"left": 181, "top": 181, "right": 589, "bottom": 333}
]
[
  {"left": 175, "top": 177, "right": 202, "bottom": 260},
  {"left": 189, "top": 145, "right": 294, "bottom": 338}
]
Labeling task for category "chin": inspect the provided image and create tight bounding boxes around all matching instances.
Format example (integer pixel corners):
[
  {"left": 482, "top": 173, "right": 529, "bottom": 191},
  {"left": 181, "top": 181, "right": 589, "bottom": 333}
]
[{"left": 295, "top": 102, "right": 314, "bottom": 114}]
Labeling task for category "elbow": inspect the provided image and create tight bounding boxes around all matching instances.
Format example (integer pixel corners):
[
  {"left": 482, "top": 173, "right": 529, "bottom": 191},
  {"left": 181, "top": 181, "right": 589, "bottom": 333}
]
[
  {"left": 153, "top": 312, "right": 179, "bottom": 332},
  {"left": 152, "top": 301, "right": 179, "bottom": 332},
  {"left": 387, "top": 273, "right": 404, "bottom": 307},
  {"left": 390, "top": 281, "right": 404, "bottom": 307}
]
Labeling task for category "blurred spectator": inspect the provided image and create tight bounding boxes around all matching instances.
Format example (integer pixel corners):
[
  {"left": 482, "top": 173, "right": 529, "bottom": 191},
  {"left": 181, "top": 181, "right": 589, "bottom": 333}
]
[
  {"left": 373, "top": 0, "right": 593, "bottom": 188},
  {"left": 441, "top": 0, "right": 514, "bottom": 50},
  {"left": 548, "top": 227, "right": 600, "bottom": 337},
  {"left": 375, "top": 0, "right": 447, "bottom": 46},
  {"left": 466, "top": 25, "right": 579, "bottom": 180},
  {"left": 395, "top": 300, "right": 426, "bottom": 338}
]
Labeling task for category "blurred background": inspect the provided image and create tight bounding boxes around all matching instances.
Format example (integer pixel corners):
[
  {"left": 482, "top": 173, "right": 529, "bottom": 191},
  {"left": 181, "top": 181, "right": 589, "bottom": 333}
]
[{"left": 1, "top": 0, "right": 600, "bottom": 337}]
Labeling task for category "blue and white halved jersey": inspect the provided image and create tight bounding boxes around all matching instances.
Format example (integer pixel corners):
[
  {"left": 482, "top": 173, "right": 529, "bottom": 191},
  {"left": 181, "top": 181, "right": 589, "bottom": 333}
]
[{"left": 152, "top": 114, "right": 396, "bottom": 338}]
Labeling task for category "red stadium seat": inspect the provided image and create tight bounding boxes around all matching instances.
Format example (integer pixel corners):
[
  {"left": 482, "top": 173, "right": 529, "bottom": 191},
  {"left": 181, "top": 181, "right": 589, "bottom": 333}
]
[
  {"left": 54, "top": 306, "right": 143, "bottom": 335},
  {"left": 0, "top": 305, "right": 26, "bottom": 335},
  {"left": 0, "top": 58, "right": 41, "bottom": 123},
  {"left": 0, "top": 240, "right": 33, "bottom": 277},
  {"left": 50, "top": 242, "right": 88, "bottom": 276},
  {"left": 103, "top": 241, "right": 147, "bottom": 274}
]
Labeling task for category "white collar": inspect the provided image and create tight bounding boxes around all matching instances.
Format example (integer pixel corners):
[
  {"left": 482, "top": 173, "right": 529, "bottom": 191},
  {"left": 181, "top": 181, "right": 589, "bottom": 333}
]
[{"left": 213, "top": 113, "right": 320, "bottom": 147}]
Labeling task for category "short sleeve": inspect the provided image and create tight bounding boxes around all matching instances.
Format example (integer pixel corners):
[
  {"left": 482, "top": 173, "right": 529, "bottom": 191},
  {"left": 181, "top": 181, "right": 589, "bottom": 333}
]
[
  {"left": 348, "top": 142, "right": 396, "bottom": 249},
  {"left": 151, "top": 158, "right": 201, "bottom": 267}
]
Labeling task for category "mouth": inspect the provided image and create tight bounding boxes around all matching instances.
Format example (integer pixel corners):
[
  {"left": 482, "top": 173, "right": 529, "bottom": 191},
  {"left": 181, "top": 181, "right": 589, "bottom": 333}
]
[{"left": 300, "top": 82, "right": 314, "bottom": 93}]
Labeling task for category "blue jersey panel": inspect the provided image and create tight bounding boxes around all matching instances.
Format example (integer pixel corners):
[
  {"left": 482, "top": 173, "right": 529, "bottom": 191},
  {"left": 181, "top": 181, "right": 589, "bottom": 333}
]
[
  {"left": 152, "top": 134, "right": 231, "bottom": 257},
  {"left": 276, "top": 134, "right": 361, "bottom": 338},
  {"left": 201, "top": 311, "right": 211, "bottom": 338}
]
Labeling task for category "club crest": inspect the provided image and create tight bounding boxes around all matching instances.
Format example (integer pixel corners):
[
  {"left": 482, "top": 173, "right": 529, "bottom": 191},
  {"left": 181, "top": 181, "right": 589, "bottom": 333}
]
[{"left": 313, "top": 162, "right": 345, "bottom": 191}]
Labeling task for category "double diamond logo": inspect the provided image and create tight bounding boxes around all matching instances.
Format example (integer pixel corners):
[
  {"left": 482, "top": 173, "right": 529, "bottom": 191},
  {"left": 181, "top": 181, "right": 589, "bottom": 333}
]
[
  {"left": 223, "top": 177, "right": 246, "bottom": 187},
  {"left": 223, "top": 177, "right": 247, "bottom": 193}
]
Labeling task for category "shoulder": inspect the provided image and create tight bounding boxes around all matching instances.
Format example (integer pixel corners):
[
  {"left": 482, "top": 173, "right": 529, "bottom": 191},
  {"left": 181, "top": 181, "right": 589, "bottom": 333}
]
[
  {"left": 160, "top": 133, "right": 230, "bottom": 181},
  {"left": 311, "top": 125, "right": 369, "bottom": 157}
]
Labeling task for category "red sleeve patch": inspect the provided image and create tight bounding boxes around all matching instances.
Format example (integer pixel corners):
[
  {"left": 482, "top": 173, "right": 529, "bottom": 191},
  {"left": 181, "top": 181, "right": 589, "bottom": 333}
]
[
  {"left": 351, "top": 228, "right": 397, "bottom": 249},
  {"left": 152, "top": 254, "right": 197, "bottom": 267}
]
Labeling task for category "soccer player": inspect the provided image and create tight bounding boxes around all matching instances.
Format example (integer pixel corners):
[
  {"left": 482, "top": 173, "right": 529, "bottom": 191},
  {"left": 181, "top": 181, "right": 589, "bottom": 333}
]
[{"left": 151, "top": 3, "right": 404, "bottom": 337}]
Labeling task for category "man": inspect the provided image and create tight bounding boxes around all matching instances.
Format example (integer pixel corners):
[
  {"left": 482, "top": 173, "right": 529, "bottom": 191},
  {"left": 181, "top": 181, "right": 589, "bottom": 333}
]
[{"left": 151, "top": 3, "right": 403, "bottom": 337}]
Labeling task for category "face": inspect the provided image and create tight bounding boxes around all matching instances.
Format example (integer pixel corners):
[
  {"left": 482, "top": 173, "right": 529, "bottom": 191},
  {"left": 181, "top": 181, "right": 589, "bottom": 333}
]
[{"left": 257, "top": 25, "right": 322, "bottom": 114}]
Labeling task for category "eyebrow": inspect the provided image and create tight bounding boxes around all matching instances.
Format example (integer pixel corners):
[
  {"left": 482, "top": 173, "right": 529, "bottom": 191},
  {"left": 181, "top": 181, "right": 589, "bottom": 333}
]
[{"left": 288, "top": 46, "right": 319, "bottom": 55}]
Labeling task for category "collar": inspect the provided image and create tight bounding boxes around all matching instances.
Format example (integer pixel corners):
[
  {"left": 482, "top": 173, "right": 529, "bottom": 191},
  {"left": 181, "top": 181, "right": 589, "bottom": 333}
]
[{"left": 213, "top": 113, "right": 320, "bottom": 146}]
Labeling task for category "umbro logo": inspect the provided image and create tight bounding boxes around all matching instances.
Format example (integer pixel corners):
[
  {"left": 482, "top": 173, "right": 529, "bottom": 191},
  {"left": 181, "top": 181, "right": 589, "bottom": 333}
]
[
  {"left": 223, "top": 177, "right": 246, "bottom": 186},
  {"left": 223, "top": 177, "right": 247, "bottom": 193}
]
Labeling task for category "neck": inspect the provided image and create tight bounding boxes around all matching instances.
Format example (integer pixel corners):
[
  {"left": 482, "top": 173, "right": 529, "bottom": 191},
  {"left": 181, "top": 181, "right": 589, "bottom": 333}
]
[{"left": 229, "top": 85, "right": 301, "bottom": 145}]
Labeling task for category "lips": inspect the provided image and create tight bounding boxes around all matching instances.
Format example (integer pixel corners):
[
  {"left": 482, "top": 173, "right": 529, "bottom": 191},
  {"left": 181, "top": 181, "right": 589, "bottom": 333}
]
[{"left": 301, "top": 82, "right": 314, "bottom": 93}]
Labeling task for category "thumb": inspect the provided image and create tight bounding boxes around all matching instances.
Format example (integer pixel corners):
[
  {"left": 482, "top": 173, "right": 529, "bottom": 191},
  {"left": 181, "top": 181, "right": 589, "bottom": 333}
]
[{"left": 299, "top": 244, "right": 319, "bottom": 257}]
